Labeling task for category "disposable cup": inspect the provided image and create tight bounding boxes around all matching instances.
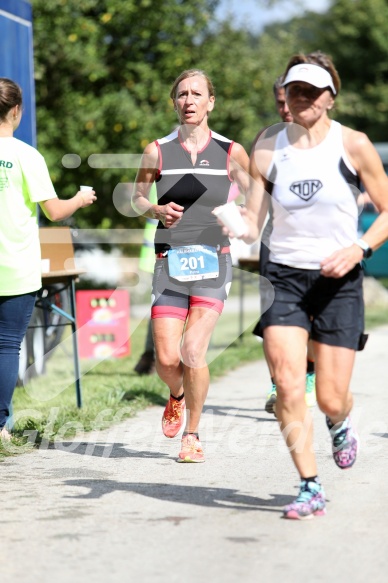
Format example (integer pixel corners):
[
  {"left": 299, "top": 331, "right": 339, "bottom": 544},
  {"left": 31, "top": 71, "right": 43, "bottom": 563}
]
[
  {"left": 213, "top": 201, "right": 247, "bottom": 237},
  {"left": 80, "top": 185, "right": 93, "bottom": 191}
]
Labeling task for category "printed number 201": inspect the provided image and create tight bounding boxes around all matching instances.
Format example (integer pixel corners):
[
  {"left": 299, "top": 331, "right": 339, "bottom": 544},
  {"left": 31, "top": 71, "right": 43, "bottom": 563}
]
[{"left": 180, "top": 255, "right": 205, "bottom": 270}]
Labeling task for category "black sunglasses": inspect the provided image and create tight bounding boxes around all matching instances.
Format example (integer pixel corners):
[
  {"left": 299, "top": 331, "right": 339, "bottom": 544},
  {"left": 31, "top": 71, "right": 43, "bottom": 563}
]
[{"left": 286, "top": 84, "right": 328, "bottom": 100}]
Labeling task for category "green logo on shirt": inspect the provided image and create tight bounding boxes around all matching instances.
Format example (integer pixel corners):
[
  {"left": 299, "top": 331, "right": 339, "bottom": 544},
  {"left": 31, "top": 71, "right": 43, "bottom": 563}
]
[{"left": 0, "top": 160, "right": 13, "bottom": 168}]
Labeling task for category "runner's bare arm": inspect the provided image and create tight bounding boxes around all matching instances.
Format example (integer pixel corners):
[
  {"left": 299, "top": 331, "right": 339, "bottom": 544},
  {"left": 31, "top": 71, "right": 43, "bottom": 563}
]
[
  {"left": 321, "top": 128, "right": 388, "bottom": 278},
  {"left": 243, "top": 139, "right": 272, "bottom": 244},
  {"left": 132, "top": 142, "right": 183, "bottom": 227},
  {"left": 229, "top": 142, "right": 250, "bottom": 197},
  {"left": 346, "top": 129, "right": 388, "bottom": 249}
]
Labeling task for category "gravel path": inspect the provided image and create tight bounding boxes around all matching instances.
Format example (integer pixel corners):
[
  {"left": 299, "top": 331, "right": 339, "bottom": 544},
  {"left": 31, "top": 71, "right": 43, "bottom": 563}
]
[{"left": 2, "top": 326, "right": 388, "bottom": 582}]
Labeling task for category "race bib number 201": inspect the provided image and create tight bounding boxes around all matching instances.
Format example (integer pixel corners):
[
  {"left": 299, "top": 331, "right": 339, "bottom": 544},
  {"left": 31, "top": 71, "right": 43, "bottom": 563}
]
[{"left": 168, "top": 245, "right": 219, "bottom": 281}]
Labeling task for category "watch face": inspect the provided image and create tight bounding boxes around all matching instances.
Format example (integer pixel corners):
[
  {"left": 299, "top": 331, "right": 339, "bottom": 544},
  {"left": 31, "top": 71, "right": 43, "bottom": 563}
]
[{"left": 357, "top": 239, "right": 373, "bottom": 259}]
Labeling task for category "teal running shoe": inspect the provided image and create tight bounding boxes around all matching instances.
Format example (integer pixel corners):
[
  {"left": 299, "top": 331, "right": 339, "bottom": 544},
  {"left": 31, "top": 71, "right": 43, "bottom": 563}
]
[
  {"left": 265, "top": 382, "right": 277, "bottom": 414},
  {"left": 326, "top": 416, "right": 359, "bottom": 469},
  {"left": 266, "top": 373, "right": 316, "bottom": 415},
  {"left": 305, "top": 372, "right": 316, "bottom": 407},
  {"left": 283, "top": 480, "right": 326, "bottom": 520}
]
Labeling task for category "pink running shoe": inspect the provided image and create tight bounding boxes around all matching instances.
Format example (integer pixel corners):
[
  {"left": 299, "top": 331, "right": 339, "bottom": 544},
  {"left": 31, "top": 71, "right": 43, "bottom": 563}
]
[
  {"left": 283, "top": 480, "right": 326, "bottom": 520},
  {"left": 177, "top": 433, "right": 205, "bottom": 463},
  {"left": 162, "top": 395, "right": 185, "bottom": 438},
  {"left": 326, "top": 416, "right": 359, "bottom": 469}
]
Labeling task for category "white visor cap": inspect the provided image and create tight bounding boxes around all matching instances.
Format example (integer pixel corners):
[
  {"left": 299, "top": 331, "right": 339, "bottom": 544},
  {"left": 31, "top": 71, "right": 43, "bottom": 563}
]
[{"left": 282, "top": 63, "right": 337, "bottom": 95}]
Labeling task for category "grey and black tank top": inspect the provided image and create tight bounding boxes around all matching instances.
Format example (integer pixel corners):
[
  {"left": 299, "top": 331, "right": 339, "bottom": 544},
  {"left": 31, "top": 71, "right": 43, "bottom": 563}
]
[{"left": 154, "top": 129, "right": 233, "bottom": 253}]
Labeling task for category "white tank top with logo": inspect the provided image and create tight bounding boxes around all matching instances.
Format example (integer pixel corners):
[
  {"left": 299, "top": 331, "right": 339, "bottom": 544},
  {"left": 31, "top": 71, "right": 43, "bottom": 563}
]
[{"left": 266, "top": 120, "right": 360, "bottom": 269}]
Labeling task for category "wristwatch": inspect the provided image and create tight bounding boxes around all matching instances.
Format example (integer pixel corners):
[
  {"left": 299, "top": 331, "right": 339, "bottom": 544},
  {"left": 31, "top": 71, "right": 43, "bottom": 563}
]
[{"left": 355, "top": 238, "right": 373, "bottom": 259}]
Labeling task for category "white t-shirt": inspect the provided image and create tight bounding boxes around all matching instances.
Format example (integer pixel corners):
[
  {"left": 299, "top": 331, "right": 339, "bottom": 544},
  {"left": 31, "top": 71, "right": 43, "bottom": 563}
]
[
  {"left": 266, "top": 121, "right": 360, "bottom": 269},
  {"left": 0, "top": 137, "right": 57, "bottom": 295}
]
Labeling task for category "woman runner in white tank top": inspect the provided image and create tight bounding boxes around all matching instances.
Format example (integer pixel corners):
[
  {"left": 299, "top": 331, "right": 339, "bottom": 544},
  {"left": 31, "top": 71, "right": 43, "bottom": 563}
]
[{"left": 243, "top": 52, "right": 388, "bottom": 519}]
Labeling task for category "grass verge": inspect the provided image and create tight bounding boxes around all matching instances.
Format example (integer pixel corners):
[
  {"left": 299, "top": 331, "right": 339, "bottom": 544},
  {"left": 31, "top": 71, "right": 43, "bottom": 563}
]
[
  {"left": 2, "top": 309, "right": 262, "bottom": 459},
  {"left": 2, "top": 301, "right": 388, "bottom": 459}
]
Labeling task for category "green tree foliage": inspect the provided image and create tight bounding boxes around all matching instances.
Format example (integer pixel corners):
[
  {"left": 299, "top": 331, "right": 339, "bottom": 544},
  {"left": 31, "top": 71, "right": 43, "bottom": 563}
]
[
  {"left": 319, "top": 0, "right": 388, "bottom": 139},
  {"left": 199, "top": 22, "right": 302, "bottom": 147},
  {"left": 39, "top": 0, "right": 388, "bottom": 230},
  {"left": 32, "top": 0, "right": 220, "bottom": 228},
  {"left": 32, "top": 0, "right": 306, "bottom": 230}
]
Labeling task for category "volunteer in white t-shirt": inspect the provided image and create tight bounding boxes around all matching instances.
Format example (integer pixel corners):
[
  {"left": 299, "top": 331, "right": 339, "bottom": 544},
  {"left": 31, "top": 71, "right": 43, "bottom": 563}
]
[{"left": 0, "top": 77, "right": 97, "bottom": 439}]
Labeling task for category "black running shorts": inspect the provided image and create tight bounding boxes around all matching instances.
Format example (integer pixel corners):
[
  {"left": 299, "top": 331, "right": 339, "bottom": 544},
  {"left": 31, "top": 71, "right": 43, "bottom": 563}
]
[
  {"left": 259, "top": 261, "right": 367, "bottom": 350},
  {"left": 151, "top": 252, "right": 233, "bottom": 321}
]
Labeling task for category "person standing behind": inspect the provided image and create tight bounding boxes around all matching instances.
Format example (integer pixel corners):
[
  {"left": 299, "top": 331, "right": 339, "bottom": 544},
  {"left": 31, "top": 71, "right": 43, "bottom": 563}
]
[
  {"left": 252, "top": 76, "right": 316, "bottom": 415},
  {"left": 273, "top": 75, "right": 293, "bottom": 123},
  {"left": 132, "top": 69, "right": 249, "bottom": 463},
  {"left": 0, "top": 78, "right": 96, "bottom": 440},
  {"left": 244, "top": 51, "right": 388, "bottom": 518}
]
